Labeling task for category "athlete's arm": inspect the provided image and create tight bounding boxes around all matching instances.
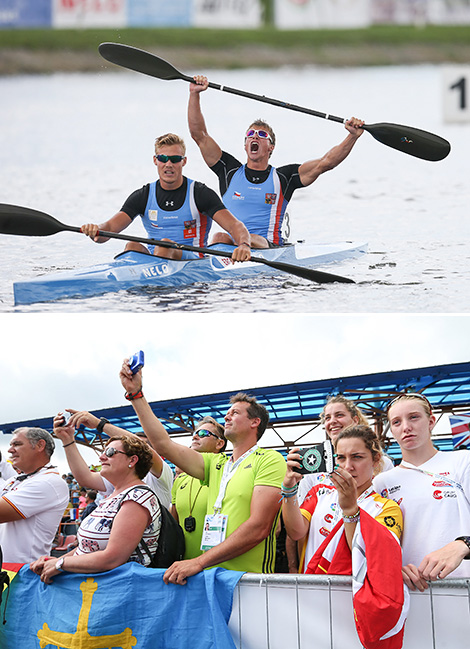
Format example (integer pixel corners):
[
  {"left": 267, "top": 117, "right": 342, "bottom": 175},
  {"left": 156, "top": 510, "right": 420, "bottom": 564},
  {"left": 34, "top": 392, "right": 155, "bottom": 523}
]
[
  {"left": 212, "top": 209, "right": 251, "bottom": 262},
  {"left": 188, "top": 76, "right": 223, "bottom": 168},
  {"left": 298, "top": 117, "right": 364, "bottom": 187},
  {"left": 80, "top": 211, "right": 132, "bottom": 244}
]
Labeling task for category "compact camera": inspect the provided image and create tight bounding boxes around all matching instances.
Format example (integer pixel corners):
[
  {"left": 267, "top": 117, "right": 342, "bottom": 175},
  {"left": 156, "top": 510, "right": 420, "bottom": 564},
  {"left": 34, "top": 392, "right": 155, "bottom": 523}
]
[
  {"left": 129, "top": 350, "right": 145, "bottom": 374},
  {"left": 62, "top": 410, "right": 72, "bottom": 426},
  {"left": 293, "top": 440, "right": 334, "bottom": 475}
]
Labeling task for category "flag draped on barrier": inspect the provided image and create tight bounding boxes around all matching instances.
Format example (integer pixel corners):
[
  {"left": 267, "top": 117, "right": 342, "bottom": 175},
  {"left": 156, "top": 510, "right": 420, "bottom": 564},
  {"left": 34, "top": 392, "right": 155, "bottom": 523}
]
[{"left": 0, "top": 563, "right": 243, "bottom": 649}]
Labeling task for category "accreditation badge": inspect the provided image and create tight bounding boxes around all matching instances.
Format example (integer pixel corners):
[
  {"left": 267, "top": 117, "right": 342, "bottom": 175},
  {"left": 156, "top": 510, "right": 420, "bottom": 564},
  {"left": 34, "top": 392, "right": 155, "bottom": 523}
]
[{"left": 200, "top": 513, "right": 228, "bottom": 552}]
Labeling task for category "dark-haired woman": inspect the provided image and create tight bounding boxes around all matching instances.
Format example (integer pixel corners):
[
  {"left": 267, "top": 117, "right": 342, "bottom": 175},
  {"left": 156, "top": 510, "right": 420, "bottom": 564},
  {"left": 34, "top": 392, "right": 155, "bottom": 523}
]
[
  {"left": 283, "top": 425, "right": 402, "bottom": 573},
  {"left": 30, "top": 436, "right": 161, "bottom": 584}
]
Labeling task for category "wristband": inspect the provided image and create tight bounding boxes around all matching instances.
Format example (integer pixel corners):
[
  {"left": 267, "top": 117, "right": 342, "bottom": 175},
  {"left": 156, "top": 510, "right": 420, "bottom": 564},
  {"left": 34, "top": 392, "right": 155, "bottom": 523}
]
[
  {"left": 342, "top": 509, "right": 360, "bottom": 523},
  {"left": 455, "top": 536, "right": 470, "bottom": 558},
  {"left": 125, "top": 389, "right": 144, "bottom": 401},
  {"left": 96, "top": 417, "right": 109, "bottom": 433},
  {"left": 240, "top": 242, "right": 251, "bottom": 248},
  {"left": 62, "top": 441, "right": 75, "bottom": 449}
]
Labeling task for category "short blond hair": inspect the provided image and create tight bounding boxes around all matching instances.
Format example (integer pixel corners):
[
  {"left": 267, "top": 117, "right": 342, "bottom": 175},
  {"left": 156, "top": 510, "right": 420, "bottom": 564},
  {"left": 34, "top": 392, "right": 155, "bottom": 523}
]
[{"left": 154, "top": 133, "right": 186, "bottom": 155}]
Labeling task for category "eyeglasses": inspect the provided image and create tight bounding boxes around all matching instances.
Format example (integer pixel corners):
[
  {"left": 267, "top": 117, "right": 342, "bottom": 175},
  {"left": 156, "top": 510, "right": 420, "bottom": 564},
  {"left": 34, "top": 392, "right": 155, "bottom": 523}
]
[
  {"left": 155, "top": 154, "right": 184, "bottom": 163},
  {"left": 194, "top": 429, "right": 220, "bottom": 440},
  {"left": 245, "top": 129, "right": 273, "bottom": 142},
  {"left": 386, "top": 392, "right": 432, "bottom": 412},
  {"left": 103, "top": 447, "right": 129, "bottom": 458}
]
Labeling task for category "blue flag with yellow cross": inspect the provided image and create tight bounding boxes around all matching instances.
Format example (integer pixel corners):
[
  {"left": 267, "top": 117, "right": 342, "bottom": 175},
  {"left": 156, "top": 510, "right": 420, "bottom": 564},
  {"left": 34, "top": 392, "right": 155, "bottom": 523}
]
[{"left": 0, "top": 563, "right": 243, "bottom": 649}]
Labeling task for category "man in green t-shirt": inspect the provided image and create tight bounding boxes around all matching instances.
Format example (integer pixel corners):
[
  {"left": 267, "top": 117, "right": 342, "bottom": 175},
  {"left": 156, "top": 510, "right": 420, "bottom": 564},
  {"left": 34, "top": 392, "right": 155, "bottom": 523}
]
[{"left": 120, "top": 361, "right": 286, "bottom": 584}]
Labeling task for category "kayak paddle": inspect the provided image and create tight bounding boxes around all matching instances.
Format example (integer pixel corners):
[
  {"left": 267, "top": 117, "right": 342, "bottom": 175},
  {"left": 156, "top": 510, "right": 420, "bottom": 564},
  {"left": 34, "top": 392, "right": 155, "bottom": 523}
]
[
  {"left": 0, "top": 204, "right": 355, "bottom": 284},
  {"left": 98, "top": 42, "right": 450, "bottom": 163}
]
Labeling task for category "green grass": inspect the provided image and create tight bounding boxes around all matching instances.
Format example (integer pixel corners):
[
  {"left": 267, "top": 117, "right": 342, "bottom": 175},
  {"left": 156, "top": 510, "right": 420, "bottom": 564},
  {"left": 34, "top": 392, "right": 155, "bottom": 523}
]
[{"left": 1, "top": 24, "right": 470, "bottom": 52}]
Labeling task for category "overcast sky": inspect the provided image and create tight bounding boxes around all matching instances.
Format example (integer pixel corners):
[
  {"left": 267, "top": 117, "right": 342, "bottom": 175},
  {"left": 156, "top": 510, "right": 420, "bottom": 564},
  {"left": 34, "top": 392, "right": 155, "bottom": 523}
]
[{"left": 1, "top": 312, "right": 468, "bottom": 472}]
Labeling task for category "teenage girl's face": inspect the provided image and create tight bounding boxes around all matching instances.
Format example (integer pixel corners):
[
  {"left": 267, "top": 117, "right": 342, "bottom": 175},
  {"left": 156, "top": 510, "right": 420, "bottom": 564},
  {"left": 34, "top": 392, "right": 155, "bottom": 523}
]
[
  {"left": 387, "top": 398, "right": 435, "bottom": 453},
  {"left": 323, "top": 402, "right": 358, "bottom": 444},
  {"left": 335, "top": 437, "right": 377, "bottom": 494}
]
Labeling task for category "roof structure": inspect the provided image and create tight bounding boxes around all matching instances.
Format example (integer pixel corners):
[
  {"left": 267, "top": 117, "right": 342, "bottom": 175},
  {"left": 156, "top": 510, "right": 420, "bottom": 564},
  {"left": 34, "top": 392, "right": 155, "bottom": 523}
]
[{"left": 2, "top": 361, "right": 470, "bottom": 459}]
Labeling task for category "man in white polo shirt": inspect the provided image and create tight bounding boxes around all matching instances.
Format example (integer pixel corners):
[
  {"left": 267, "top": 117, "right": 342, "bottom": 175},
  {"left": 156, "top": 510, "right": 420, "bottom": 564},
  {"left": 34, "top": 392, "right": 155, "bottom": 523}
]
[{"left": 0, "top": 427, "right": 69, "bottom": 563}]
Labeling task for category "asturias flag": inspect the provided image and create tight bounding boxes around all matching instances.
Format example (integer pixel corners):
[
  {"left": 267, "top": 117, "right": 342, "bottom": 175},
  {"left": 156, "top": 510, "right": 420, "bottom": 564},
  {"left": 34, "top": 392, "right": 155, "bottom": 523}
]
[{"left": 0, "top": 563, "right": 243, "bottom": 649}]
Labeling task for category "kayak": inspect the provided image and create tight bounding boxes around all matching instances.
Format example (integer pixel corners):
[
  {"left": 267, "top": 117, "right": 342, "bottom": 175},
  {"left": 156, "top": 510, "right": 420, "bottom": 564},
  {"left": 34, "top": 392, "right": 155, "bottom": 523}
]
[{"left": 13, "top": 241, "right": 367, "bottom": 306}]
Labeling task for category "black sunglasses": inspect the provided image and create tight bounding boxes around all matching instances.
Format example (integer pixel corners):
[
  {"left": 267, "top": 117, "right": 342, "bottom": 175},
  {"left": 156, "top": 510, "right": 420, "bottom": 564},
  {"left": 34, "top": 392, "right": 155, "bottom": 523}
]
[
  {"left": 194, "top": 429, "right": 220, "bottom": 440},
  {"left": 103, "top": 447, "right": 130, "bottom": 458},
  {"left": 155, "top": 154, "right": 184, "bottom": 163}
]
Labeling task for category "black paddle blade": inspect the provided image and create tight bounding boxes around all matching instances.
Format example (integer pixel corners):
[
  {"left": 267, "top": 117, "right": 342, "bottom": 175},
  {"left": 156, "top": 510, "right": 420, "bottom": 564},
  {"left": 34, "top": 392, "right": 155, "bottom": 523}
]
[
  {"left": 0, "top": 204, "right": 78, "bottom": 237},
  {"left": 364, "top": 123, "right": 451, "bottom": 162},
  {"left": 99, "top": 43, "right": 188, "bottom": 81},
  {"left": 252, "top": 257, "right": 355, "bottom": 284}
]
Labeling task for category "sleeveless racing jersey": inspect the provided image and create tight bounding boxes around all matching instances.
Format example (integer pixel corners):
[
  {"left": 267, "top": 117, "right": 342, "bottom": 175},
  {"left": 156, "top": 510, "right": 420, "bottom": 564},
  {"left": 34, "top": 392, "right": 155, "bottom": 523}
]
[
  {"left": 222, "top": 166, "right": 288, "bottom": 246},
  {"left": 142, "top": 179, "right": 211, "bottom": 247}
]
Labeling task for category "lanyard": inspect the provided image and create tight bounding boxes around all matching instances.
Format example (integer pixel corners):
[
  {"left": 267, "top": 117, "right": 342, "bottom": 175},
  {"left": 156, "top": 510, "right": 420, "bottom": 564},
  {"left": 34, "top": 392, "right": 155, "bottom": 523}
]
[
  {"left": 213, "top": 444, "right": 258, "bottom": 513},
  {"left": 400, "top": 460, "right": 465, "bottom": 494}
]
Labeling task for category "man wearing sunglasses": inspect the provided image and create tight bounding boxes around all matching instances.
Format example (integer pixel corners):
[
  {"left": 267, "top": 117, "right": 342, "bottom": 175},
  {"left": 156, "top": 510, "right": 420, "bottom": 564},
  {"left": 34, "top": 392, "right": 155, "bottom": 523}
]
[
  {"left": 171, "top": 418, "right": 226, "bottom": 560},
  {"left": 120, "top": 359, "right": 286, "bottom": 585},
  {"left": 81, "top": 133, "right": 251, "bottom": 262},
  {"left": 188, "top": 76, "right": 364, "bottom": 248}
]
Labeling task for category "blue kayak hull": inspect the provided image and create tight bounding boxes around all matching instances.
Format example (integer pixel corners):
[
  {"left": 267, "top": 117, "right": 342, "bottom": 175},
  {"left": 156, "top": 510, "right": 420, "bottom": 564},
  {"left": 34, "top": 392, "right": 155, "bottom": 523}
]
[{"left": 13, "top": 242, "right": 367, "bottom": 306}]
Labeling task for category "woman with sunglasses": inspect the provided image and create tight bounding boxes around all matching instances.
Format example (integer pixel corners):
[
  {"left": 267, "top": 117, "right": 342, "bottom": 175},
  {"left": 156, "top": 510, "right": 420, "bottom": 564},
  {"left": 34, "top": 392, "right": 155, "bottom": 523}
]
[
  {"left": 171, "top": 417, "right": 226, "bottom": 560},
  {"left": 81, "top": 132, "right": 251, "bottom": 262},
  {"left": 373, "top": 393, "right": 470, "bottom": 590},
  {"left": 188, "top": 75, "right": 364, "bottom": 248},
  {"left": 30, "top": 436, "right": 161, "bottom": 584}
]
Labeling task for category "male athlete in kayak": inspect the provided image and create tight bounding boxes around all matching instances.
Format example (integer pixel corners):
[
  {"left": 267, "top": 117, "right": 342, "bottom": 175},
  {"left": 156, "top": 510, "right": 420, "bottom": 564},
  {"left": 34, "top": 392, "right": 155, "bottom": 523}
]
[
  {"left": 188, "top": 76, "right": 364, "bottom": 248},
  {"left": 81, "top": 133, "right": 251, "bottom": 262}
]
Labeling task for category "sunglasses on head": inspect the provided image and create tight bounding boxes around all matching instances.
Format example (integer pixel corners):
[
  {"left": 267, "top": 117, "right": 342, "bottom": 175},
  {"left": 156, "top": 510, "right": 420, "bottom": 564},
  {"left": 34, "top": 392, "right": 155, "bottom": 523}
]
[
  {"left": 194, "top": 429, "right": 220, "bottom": 440},
  {"left": 245, "top": 129, "right": 273, "bottom": 142},
  {"left": 103, "top": 446, "right": 129, "bottom": 458},
  {"left": 155, "top": 154, "right": 184, "bottom": 163},
  {"left": 386, "top": 392, "right": 432, "bottom": 412}
]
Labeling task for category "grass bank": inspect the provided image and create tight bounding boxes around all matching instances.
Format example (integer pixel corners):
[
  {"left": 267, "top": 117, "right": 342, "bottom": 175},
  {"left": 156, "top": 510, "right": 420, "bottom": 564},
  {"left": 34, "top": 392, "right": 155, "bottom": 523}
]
[{"left": 1, "top": 25, "right": 470, "bottom": 74}]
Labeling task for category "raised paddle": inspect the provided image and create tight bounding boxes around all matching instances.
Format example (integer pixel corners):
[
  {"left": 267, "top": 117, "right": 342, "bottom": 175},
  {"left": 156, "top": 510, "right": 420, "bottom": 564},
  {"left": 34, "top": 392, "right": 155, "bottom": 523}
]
[
  {"left": 0, "top": 204, "right": 355, "bottom": 284},
  {"left": 98, "top": 42, "right": 450, "bottom": 162}
]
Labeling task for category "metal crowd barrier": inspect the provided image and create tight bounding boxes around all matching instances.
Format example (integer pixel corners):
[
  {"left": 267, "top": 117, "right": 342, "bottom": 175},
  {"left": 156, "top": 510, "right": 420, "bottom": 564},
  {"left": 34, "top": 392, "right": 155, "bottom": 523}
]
[{"left": 228, "top": 574, "right": 470, "bottom": 649}]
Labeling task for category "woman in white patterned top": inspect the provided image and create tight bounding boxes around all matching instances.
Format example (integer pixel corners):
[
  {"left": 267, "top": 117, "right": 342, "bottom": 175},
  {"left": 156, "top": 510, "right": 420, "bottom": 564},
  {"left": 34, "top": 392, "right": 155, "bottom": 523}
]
[{"left": 30, "top": 436, "right": 161, "bottom": 584}]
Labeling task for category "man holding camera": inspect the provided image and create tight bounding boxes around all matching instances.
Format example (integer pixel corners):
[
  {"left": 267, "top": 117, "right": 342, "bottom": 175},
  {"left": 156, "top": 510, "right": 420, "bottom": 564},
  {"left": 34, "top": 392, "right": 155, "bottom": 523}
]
[
  {"left": 120, "top": 359, "right": 286, "bottom": 584},
  {"left": 0, "top": 427, "right": 69, "bottom": 563}
]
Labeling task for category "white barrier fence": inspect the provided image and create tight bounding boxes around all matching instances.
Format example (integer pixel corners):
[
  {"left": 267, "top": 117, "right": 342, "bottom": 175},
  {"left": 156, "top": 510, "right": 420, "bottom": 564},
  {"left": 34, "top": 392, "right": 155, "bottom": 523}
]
[{"left": 229, "top": 573, "right": 470, "bottom": 649}]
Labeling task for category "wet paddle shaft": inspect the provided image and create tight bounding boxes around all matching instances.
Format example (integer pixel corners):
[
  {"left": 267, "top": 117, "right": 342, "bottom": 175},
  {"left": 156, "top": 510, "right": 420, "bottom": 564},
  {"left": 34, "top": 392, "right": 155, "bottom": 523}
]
[
  {"left": 98, "top": 42, "right": 451, "bottom": 162},
  {"left": 0, "top": 204, "right": 355, "bottom": 284}
]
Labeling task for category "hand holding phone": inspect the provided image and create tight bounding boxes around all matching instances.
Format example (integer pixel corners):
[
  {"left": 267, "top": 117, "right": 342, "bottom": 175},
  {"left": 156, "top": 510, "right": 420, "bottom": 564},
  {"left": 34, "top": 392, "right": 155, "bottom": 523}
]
[
  {"left": 129, "top": 350, "right": 145, "bottom": 374},
  {"left": 292, "top": 440, "right": 334, "bottom": 475}
]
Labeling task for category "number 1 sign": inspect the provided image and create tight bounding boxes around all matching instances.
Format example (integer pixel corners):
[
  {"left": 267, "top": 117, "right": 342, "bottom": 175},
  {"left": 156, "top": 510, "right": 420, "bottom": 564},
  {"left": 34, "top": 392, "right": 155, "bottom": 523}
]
[{"left": 443, "top": 67, "right": 470, "bottom": 123}]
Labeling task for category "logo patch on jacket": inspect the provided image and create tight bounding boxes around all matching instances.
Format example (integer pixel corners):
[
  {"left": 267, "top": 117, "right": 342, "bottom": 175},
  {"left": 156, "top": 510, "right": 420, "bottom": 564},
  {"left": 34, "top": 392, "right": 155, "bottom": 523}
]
[{"left": 265, "top": 193, "right": 277, "bottom": 204}]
